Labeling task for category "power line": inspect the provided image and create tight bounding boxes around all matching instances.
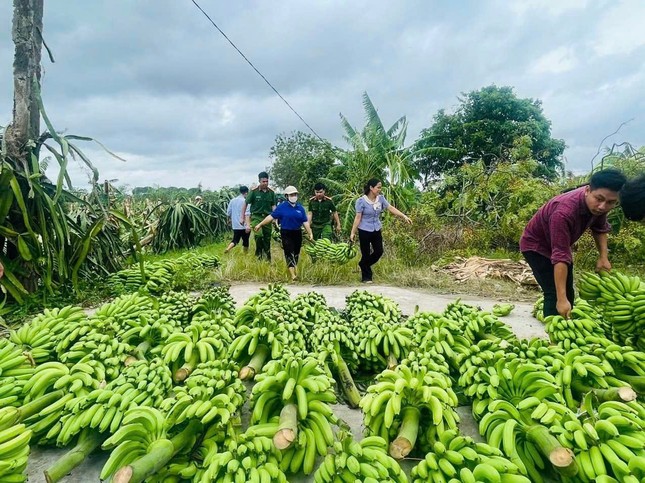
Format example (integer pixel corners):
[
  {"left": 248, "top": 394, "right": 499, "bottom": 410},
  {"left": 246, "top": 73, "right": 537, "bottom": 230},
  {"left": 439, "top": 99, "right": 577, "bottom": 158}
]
[{"left": 189, "top": 0, "right": 326, "bottom": 144}]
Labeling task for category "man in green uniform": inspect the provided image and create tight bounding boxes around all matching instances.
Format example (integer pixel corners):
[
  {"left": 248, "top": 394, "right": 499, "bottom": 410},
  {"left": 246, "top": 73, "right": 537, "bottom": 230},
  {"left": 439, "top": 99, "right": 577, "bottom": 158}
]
[
  {"left": 308, "top": 182, "right": 341, "bottom": 240},
  {"left": 241, "top": 171, "right": 277, "bottom": 260}
]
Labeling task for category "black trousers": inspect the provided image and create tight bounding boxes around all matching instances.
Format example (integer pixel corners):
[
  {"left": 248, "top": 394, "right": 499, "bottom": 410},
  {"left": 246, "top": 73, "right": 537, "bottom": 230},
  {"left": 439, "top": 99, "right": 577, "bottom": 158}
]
[
  {"left": 281, "top": 229, "right": 302, "bottom": 268},
  {"left": 231, "top": 229, "right": 250, "bottom": 248},
  {"left": 522, "top": 251, "right": 574, "bottom": 317},
  {"left": 358, "top": 229, "right": 384, "bottom": 282}
]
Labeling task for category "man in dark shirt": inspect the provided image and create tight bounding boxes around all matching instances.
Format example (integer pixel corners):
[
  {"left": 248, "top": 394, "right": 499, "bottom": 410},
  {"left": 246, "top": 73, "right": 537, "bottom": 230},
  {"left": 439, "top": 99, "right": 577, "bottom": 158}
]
[
  {"left": 620, "top": 174, "right": 645, "bottom": 222},
  {"left": 241, "top": 171, "right": 277, "bottom": 260},
  {"left": 520, "top": 169, "right": 626, "bottom": 319},
  {"left": 307, "top": 182, "right": 341, "bottom": 240}
]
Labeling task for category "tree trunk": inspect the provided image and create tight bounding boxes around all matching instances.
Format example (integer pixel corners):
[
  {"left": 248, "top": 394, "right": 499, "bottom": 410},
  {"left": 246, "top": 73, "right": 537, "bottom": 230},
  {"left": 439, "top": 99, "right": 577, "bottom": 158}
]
[{"left": 5, "top": 0, "right": 43, "bottom": 166}]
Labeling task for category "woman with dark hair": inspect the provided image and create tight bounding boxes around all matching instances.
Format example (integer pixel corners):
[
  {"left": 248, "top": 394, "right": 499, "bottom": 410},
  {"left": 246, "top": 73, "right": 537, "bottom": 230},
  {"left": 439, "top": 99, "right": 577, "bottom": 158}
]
[
  {"left": 349, "top": 178, "right": 412, "bottom": 283},
  {"left": 620, "top": 174, "right": 645, "bottom": 222}
]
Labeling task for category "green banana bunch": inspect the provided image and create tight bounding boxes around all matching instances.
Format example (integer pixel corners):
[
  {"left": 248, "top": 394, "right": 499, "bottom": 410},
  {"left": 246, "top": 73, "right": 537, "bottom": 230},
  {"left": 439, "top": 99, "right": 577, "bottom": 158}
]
[
  {"left": 308, "top": 310, "right": 361, "bottom": 407},
  {"left": 551, "top": 348, "right": 634, "bottom": 410},
  {"left": 193, "top": 285, "right": 237, "bottom": 319},
  {"left": 405, "top": 311, "right": 455, "bottom": 346},
  {"left": 9, "top": 305, "right": 86, "bottom": 363},
  {"left": 416, "top": 316, "right": 471, "bottom": 365},
  {"left": 0, "top": 376, "right": 26, "bottom": 410},
  {"left": 582, "top": 342, "right": 645, "bottom": 394},
  {"left": 291, "top": 291, "right": 328, "bottom": 332},
  {"left": 0, "top": 422, "right": 31, "bottom": 483},
  {"left": 157, "top": 290, "right": 197, "bottom": 326},
  {"left": 162, "top": 360, "right": 245, "bottom": 428},
  {"left": 250, "top": 353, "right": 335, "bottom": 425},
  {"left": 304, "top": 238, "right": 358, "bottom": 264},
  {"left": 410, "top": 428, "right": 530, "bottom": 483},
  {"left": 478, "top": 398, "right": 578, "bottom": 483},
  {"left": 551, "top": 400, "right": 645, "bottom": 483},
  {"left": 457, "top": 340, "right": 510, "bottom": 402},
  {"left": 578, "top": 270, "right": 644, "bottom": 303},
  {"left": 360, "top": 364, "right": 459, "bottom": 459},
  {"left": 533, "top": 296, "right": 545, "bottom": 322},
  {"left": 49, "top": 358, "right": 173, "bottom": 446},
  {"left": 492, "top": 303, "right": 515, "bottom": 317},
  {"left": 474, "top": 358, "right": 564, "bottom": 417},
  {"left": 228, "top": 306, "right": 296, "bottom": 380},
  {"left": 443, "top": 298, "right": 481, "bottom": 322},
  {"left": 120, "top": 315, "right": 178, "bottom": 360},
  {"left": 356, "top": 316, "right": 415, "bottom": 371},
  {"left": 163, "top": 320, "right": 233, "bottom": 382},
  {"left": 506, "top": 337, "right": 562, "bottom": 368},
  {"left": 175, "top": 252, "right": 220, "bottom": 270},
  {"left": 400, "top": 350, "right": 451, "bottom": 376},
  {"left": 199, "top": 430, "right": 288, "bottom": 483},
  {"left": 247, "top": 353, "right": 338, "bottom": 474},
  {"left": 545, "top": 312, "right": 606, "bottom": 346},
  {"left": 463, "top": 312, "right": 518, "bottom": 345},
  {"left": 313, "top": 433, "right": 408, "bottom": 483},
  {"left": 345, "top": 290, "right": 402, "bottom": 324},
  {"left": 0, "top": 339, "right": 33, "bottom": 379},
  {"left": 241, "top": 283, "right": 291, "bottom": 312},
  {"left": 99, "top": 406, "right": 169, "bottom": 481},
  {"left": 59, "top": 331, "right": 133, "bottom": 380}
]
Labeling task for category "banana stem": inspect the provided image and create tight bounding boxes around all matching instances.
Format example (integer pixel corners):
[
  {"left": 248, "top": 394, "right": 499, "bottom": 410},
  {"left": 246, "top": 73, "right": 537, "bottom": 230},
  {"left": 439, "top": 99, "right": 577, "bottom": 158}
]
[
  {"left": 526, "top": 424, "right": 578, "bottom": 477},
  {"left": 113, "top": 420, "right": 202, "bottom": 483},
  {"left": 239, "top": 344, "right": 270, "bottom": 380},
  {"left": 611, "top": 372, "right": 645, "bottom": 394},
  {"left": 389, "top": 406, "right": 420, "bottom": 459},
  {"left": 174, "top": 353, "right": 199, "bottom": 383},
  {"left": 44, "top": 429, "right": 107, "bottom": 483},
  {"left": 273, "top": 403, "right": 298, "bottom": 450},
  {"left": 133, "top": 340, "right": 151, "bottom": 360},
  {"left": 334, "top": 352, "right": 361, "bottom": 408},
  {"left": 571, "top": 379, "right": 637, "bottom": 402},
  {"left": 19, "top": 390, "right": 65, "bottom": 422}
]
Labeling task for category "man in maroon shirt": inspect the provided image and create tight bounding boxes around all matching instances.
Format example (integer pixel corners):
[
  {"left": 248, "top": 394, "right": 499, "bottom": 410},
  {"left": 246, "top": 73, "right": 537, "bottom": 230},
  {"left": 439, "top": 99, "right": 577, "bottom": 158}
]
[
  {"left": 620, "top": 174, "right": 645, "bottom": 222},
  {"left": 520, "top": 169, "right": 626, "bottom": 319}
]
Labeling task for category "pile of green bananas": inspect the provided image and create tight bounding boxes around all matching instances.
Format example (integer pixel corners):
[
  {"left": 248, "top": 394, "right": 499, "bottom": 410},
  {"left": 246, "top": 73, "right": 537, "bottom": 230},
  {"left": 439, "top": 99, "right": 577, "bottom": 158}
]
[
  {"left": 162, "top": 360, "right": 245, "bottom": 427},
  {"left": 0, "top": 416, "right": 31, "bottom": 483},
  {"left": 303, "top": 238, "right": 358, "bottom": 264},
  {"left": 551, "top": 400, "right": 645, "bottom": 483},
  {"left": 313, "top": 433, "right": 408, "bottom": 483},
  {"left": 410, "top": 428, "right": 530, "bottom": 483},
  {"left": 360, "top": 364, "right": 459, "bottom": 459},
  {"left": 0, "top": 339, "right": 34, "bottom": 408}
]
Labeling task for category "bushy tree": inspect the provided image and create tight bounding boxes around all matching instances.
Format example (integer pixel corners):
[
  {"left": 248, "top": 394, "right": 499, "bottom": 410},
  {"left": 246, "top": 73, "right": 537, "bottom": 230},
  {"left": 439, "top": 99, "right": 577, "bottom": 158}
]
[
  {"left": 414, "top": 85, "right": 565, "bottom": 183},
  {"left": 268, "top": 131, "right": 336, "bottom": 195}
]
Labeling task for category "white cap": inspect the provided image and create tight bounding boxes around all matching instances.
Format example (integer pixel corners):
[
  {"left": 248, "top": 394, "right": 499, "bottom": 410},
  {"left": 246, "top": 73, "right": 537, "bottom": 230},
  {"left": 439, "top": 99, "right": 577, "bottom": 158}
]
[{"left": 284, "top": 186, "right": 298, "bottom": 195}]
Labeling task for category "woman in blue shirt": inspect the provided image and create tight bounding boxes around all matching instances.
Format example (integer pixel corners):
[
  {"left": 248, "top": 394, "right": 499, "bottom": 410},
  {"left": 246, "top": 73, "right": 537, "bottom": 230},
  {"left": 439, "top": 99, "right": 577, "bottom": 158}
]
[
  {"left": 349, "top": 179, "right": 412, "bottom": 283},
  {"left": 254, "top": 186, "right": 314, "bottom": 281}
]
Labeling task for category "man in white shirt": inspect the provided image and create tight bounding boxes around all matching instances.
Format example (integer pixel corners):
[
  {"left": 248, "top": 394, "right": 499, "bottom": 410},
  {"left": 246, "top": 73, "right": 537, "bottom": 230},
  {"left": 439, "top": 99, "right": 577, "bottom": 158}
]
[{"left": 225, "top": 186, "right": 251, "bottom": 253}]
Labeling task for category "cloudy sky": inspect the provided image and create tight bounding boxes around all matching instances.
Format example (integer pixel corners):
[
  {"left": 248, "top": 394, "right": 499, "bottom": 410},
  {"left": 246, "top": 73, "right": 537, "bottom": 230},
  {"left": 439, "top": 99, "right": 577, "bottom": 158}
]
[{"left": 1, "top": 0, "right": 644, "bottom": 190}]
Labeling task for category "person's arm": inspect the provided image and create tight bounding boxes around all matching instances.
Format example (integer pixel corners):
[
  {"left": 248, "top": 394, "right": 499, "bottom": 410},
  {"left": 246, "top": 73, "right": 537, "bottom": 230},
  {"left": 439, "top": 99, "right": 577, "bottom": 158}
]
[
  {"left": 387, "top": 205, "right": 412, "bottom": 224},
  {"left": 303, "top": 221, "right": 314, "bottom": 240},
  {"left": 592, "top": 231, "right": 611, "bottom": 272},
  {"left": 254, "top": 214, "right": 275, "bottom": 231},
  {"left": 307, "top": 211, "right": 313, "bottom": 225},
  {"left": 554, "top": 262, "right": 571, "bottom": 318},
  {"left": 0, "top": 261, "right": 4, "bottom": 279},
  {"left": 350, "top": 212, "right": 362, "bottom": 242}
]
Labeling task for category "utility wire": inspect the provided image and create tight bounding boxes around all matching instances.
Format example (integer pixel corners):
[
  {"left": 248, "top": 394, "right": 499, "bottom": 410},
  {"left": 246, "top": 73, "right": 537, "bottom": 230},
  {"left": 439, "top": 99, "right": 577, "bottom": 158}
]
[{"left": 189, "top": 0, "right": 327, "bottom": 144}]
